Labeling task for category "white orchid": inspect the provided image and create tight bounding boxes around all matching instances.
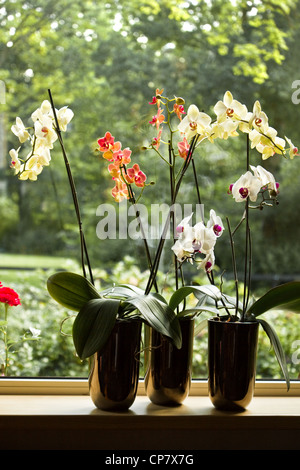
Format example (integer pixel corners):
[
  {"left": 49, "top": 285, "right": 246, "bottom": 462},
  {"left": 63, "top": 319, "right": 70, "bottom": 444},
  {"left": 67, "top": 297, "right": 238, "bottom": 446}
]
[
  {"left": 11, "top": 117, "right": 30, "bottom": 143},
  {"left": 175, "top": 213, "right": 193, "bottom": 234},
  {"left": 171, "top": 232, "right": 195, "bottom": 263},
  {"left": 172, "top": 211, "right": 222, "bottom": 273},
  {"left": 250, "top": 165, "right": 278, "bottom": 194},
  {"left": 230, "top": 171, "right": 262, "bottom": 203},
  {"left": 207, "top": 209, "right": 224, "bottom": 237},
  {"left": 193, "top": 221, "right": 217, "bottom": 254},
  {"left": 196, "top": 251, "right": 215, "bottom": 273}
]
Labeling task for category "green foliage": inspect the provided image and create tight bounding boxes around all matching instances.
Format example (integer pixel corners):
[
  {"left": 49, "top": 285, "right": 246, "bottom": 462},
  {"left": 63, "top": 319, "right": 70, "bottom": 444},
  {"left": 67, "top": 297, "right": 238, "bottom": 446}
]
[
  {"left": 73, "top": 298, "right": 120, "bottom": 359},
  {"left": 0, "top": 262, "right": 299, "bottom": 379},
  {"left": 47, "top": 270, "right": 182, "bottom": 359},
  {"left": 248, "top": 282, "right": 300, "bottom": 317},
  {"left": 47, "top": 272, "right": 100, "bottom": 312}
]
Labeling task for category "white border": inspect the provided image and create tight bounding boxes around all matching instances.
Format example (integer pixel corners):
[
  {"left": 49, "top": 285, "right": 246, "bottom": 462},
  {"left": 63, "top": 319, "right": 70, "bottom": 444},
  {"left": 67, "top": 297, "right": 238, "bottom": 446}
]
[{"left": 0, "top": 378, "right": 299, "bottom": 396}]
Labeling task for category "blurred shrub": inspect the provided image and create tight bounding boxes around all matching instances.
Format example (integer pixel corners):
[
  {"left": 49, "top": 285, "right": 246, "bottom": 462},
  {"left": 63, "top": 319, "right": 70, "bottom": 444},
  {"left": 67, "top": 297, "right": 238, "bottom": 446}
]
[{"left": 1, "top": 258, "right": 299, "bottom": 380}]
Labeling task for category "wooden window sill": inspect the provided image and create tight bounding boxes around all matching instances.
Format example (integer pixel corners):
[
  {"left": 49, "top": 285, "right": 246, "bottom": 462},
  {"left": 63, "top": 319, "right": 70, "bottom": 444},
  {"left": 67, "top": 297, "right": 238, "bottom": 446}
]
[{"left": 0, "top": 393, "right": 300, "bottom": 450}]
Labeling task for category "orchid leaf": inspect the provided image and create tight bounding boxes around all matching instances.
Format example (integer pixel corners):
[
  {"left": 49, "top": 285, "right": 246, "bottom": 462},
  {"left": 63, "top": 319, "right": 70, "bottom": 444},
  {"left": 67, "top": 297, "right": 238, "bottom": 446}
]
[
  {"left": 247, "top": 281, "right": 300, "bottom": 317},
  {"left": 194, "top": 318, "right": 208, "bottom": 336},
  {"left": 101, "top": 284, "right": 144, "bottom": 299},
  {"left": 124, "top": 294, "right": 182, "bottom": 349},
  {"left": 169, "top": 284, "right": 222, "bottom": 312},
  {"left": 257, "top": 318, "right": 290, "bottom": 390},
  {"left": 47, "top": 272, "right": 100, "bottom": 312},
  {"left": 178, "top": 306, "right": 220, "bottom": 318},
  {"left": 72, "top": 298, "right": 120, "bottom": 359}
]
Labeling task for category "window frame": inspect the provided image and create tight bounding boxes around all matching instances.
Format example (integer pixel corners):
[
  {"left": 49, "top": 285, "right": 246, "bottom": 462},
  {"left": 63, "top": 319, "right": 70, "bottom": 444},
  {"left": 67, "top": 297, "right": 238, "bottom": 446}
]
[{"left": 1, "top": 378, "right": 299, "bottom": 396}]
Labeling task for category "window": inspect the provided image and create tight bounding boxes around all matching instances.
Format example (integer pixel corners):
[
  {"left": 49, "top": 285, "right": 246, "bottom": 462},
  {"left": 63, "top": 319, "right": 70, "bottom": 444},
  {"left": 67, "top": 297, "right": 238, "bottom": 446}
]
[{"left": 1, "top": 0, "right": 300, "bottom": 395}]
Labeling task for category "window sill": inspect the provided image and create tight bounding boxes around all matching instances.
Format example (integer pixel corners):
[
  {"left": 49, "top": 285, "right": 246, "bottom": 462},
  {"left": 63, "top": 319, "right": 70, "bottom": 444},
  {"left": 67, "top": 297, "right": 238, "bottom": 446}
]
[{"left": 0, "top": 380, "right": 300, "bottom": 450}]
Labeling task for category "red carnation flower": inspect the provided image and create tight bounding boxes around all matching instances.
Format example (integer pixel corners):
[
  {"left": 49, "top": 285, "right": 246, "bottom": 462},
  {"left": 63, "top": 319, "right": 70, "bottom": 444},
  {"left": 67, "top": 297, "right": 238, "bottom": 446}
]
[{"left": 0, "top": 285, "right": 21, "bottom": 307}]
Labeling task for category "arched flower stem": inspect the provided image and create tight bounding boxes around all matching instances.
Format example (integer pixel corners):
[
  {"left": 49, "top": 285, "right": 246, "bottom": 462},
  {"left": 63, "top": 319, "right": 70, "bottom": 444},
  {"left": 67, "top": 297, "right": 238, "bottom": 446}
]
[{"left": 48, "top": 89, "right": 94, "bottom": 285}]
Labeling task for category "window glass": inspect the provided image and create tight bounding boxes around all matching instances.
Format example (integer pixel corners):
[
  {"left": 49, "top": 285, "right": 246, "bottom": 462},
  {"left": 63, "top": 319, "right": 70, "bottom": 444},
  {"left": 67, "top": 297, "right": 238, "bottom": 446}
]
[{"left": 1, "top": 0, "right": 300, "bottom": 380}]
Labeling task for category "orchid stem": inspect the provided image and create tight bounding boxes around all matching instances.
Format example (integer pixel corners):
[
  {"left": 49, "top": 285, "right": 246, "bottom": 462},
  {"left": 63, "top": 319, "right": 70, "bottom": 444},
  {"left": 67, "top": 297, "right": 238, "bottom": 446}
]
[
  {"left": 125, "top": 173, "right": 159, "bottom": 293},
  {"left": 145, "top": 135, "right": 198, "bottom": 295},
  {"left": 242, "top": 134, "right": 251, "bottom": 320},
  {"left": 48, "top": 89, "right": 94, "bottom": 285},
  {"left": 226, "top": 217, "right": 238, "bottom": 318}
]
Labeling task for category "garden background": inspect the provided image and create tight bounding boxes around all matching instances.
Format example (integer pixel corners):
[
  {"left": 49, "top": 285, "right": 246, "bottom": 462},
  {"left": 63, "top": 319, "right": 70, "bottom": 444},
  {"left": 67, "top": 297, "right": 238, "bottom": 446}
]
[{"left": 0, "top": 0, "right": 300, "bottom": 379}]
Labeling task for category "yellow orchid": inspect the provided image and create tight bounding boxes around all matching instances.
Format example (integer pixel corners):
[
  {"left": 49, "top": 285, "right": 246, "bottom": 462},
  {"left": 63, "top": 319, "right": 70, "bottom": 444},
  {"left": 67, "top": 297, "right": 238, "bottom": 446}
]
[
  {"left": 214, "top": 90, "right": 248, "bottom": 123},
  {"left": 285, "top": 137, "right": 299, "bottom": 159},
  {"left": 11, "top": 117, "right": 30, "bottom": 143}
]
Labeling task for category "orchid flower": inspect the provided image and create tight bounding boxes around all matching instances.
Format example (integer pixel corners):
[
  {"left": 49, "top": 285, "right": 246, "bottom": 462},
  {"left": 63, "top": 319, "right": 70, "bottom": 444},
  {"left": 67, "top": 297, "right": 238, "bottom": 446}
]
[
  {"left": 214, "top": 91, "right": 248, "bottom": 123},
  {"left": 193, "top": 221, "right": 217, "bottom": 255},
  {"left": 196, "top": 251, "right": 215, "bottom": 273},
  {"left": 250, "top": 165, "right": 278, "bottom": 195},
  {"left": 18, "top": 155, "right": 44, "bottom": 181},
  {"left": 207, "top": 209, "right": 224, "bottom": 237},
  {"left": 56, "top": 106, "right": 74, "bottom": 132},
  {"left": 172, "top": 211, "right": 223, "bottom": 274},
  {"left": 149, "top": 107, "right": 165, "bottom": 130},
  {"left": 111, "top": 178, "right": 129, "bottom": 202},
  {"left": 9, "top": 148, "right": 21, "bottom": 174},
  {"left": 125, "top": 164, "right": 146, "bottom": 187},
  {"left": 285, "top": 137, "right": 299, "bottom": 159},
  {"left": 11, "top": 117, "right": 30, "bottom": 143},
  {"left": 230, "top": 171, "right": 262, "bottom": 202},
  {"left": 178, "top": 105, "right": 211, "bottom": 141},
  {"left": 173, "top": 102, "right": 185, "bottom": 120},
  {"left": 34, "top": 116, "right": 58, "bottom": 149},
  {"left": 178, "top": 137, "right": 190, "bottom": 159},
  {"left": 249, "top": 100, "right": 269, "bottom": 133},
  {"left": 10, "top": 99, "right": 73, "bottom": 181},
  {"left": 249, "top": 127, "right": 286, "bottom": 159}
]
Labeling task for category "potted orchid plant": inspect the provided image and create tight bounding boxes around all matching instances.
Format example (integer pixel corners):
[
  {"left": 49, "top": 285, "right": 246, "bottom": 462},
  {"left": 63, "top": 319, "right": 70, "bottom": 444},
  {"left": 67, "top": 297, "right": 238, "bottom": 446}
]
[
  {"left": 161, "top": 91, "right": 300, "bottom": 410},
  {"left": 9, "top": 90, "right": 183, "bottom": 410},
  {"left": 9, "top": 87, "right": 300, "bottom": 411},
  {"left": 92, "top": 89, "right": 300, "bottom": 409}
]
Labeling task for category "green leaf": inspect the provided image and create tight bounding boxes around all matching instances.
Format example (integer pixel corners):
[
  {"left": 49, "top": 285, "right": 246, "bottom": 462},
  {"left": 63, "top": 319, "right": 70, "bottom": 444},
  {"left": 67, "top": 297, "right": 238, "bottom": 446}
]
[
  {"left": 73, "top": 298, "right": 120, "bottom": 359},
  {"left": 178, "top": 306, "right": 220, "bottom": 318},
  {"left": 247, "top": 281, "right": 300, "bottom": 317},
  {"left": 257, "top": 319, "right": 290, "bottom": 390},
  {"left": 101, "top": 284, "right": 144, "bottom": 299},
  {"left": 169, "top": 284, "right": 222, "bottom": 312},
  {"left": 47, "top": 272, "right": 100, "bottom": 312},
  {"left": 194, "top": 318, "right": 208, "bottom": 336},
  {"left": 124, "top": 294, "right": 182, "bottom": 349}
]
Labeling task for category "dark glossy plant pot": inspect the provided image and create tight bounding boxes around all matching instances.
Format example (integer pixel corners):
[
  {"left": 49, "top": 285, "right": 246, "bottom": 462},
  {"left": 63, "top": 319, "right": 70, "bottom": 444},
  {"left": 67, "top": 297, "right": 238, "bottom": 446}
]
[
  {"left": 89, "top": 319, "right": 142, "bottom": 411},
  {"left": 208, "top": 317, "right": 259, "bottom": 411},
  {"left": 144, "top": 318, "right": 194, "bottom": 406}
]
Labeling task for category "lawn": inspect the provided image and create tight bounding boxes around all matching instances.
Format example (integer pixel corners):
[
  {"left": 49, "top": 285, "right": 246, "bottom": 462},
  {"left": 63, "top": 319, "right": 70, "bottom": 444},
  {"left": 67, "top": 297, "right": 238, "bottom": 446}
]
[{"left": 0, "top": 254, "right": 78, "bottom": 285}]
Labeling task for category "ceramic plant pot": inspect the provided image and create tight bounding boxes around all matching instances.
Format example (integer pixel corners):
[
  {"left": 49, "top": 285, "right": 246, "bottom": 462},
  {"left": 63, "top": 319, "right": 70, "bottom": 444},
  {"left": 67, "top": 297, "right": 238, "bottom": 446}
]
[
  {"left": 89, "top": 319, "right": 142, "bottom": 411},
  {"left": 144, "top": 318, "right": 194, "bottom": 406},
  {"left": 208, "top": 316, "right": 259, "bottom": 411}
]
